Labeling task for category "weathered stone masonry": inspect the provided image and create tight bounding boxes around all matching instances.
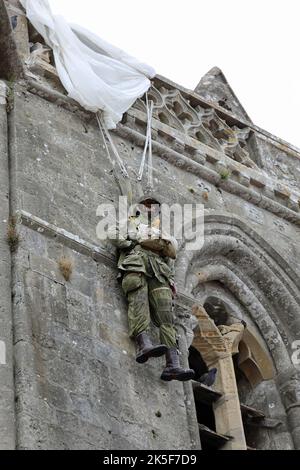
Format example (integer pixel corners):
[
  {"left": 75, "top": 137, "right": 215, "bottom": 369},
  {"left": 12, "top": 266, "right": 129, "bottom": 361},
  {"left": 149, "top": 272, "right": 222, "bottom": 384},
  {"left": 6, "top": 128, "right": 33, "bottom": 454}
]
[{"left": 1, "top": 0, "right": 300, "bottom": 450}]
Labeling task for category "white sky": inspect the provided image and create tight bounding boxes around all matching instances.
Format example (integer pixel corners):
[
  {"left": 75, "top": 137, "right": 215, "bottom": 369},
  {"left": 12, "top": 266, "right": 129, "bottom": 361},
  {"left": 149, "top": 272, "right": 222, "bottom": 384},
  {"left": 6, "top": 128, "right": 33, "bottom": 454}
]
[{"left": 49, "top": 0, "right": 300, "bottom": 149}]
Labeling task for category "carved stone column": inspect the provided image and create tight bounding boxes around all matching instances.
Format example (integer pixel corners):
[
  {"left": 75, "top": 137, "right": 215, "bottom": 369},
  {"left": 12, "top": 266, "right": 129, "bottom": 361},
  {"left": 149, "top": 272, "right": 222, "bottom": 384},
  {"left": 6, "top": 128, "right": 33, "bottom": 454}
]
[
  {"left": 277, "top": 367, "right": 300, "bottom": 449},
  {"left": 192, "top": 305, "right": 247, "bottom": 450}
]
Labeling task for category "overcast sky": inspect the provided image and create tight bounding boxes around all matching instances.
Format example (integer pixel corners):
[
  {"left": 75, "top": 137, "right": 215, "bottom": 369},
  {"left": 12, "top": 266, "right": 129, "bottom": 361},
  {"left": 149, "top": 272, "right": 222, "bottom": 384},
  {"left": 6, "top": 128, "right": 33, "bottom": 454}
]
[{"left": 49, "top": 0, "right": 300, "bottom": 149}]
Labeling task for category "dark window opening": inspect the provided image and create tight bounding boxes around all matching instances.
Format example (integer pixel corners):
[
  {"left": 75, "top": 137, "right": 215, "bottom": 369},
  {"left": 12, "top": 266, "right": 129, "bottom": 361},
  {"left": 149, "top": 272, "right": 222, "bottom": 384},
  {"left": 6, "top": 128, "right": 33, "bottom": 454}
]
[
  {"left": 203, "top": 297, "right": 229, "bottom": 326},
  {"left": 196, "top": 401, "right": 216, "bottom": 432},
  {"left": 10, "top": 15, "right": 18, "bottom": 30},
  {"left": 196, "top": 402, "right": 217, "bottom": 450},
  {"left": 191, "top": 375, "right": 228, "bottom": 450},
  {"left": 233, "top": 350, "right": 265, "bottom": 450}
]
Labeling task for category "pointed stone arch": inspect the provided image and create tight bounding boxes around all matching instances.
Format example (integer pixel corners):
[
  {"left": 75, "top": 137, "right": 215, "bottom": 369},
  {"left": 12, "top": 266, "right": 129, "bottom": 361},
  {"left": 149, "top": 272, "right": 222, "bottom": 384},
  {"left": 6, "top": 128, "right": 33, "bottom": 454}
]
[
  {"left": 176, "top": 211, "right": 300, "bottom": 448},
  {"left": 176, "top": 211, "right": 300, "bottom": 371}
]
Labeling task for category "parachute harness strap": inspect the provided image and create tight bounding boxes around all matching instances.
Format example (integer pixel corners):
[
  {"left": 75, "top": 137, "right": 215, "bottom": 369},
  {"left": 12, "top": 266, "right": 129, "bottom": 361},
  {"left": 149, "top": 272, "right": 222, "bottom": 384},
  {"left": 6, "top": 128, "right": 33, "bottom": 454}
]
[
  {"left": 96, "top": 112, "right": 129, "bottom": 178},
  {"left": 138, "top": 93, "right": 154, "bottom": 190}
]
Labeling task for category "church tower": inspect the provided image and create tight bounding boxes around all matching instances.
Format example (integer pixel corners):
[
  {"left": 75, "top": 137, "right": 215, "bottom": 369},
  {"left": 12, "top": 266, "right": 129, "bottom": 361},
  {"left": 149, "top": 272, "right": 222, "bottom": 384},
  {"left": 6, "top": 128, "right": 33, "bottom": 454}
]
[{"left": 1, "top": 0, "right": 300, "bottom": 450}]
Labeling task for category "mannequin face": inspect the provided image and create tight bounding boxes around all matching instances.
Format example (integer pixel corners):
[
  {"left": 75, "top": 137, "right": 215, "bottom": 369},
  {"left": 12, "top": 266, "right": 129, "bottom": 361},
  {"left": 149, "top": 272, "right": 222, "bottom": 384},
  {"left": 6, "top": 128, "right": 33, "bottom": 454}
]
[
  {"left": 136, "top": 203, "right": 160, "bottom": 225},
  {"left": 137, "top": 201, "right": 161, "bottom": 218},
  {"left": 141, "top": 204, "right": 160, "bottom": 218}
]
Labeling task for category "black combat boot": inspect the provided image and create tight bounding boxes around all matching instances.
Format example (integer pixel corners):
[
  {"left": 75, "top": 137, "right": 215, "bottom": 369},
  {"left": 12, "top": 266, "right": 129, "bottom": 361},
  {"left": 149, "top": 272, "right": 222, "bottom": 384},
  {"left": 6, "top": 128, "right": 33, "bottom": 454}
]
[
  {"left": 198, "top": 368, "right": 217, "bottom": 387},
  {"left": 161, "top": 348, "right": 195, "bottom": 381},
  {"left": 135, "top": 332, "right": 168, "bottom": 364}
]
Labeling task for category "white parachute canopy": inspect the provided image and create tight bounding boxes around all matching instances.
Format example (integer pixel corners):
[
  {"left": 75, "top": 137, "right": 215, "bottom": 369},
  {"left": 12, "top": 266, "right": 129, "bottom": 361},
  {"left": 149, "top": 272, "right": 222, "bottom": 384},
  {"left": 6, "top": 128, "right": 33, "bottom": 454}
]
[{"left": 20, "top": 0, "right": 156, "bottom": 129}]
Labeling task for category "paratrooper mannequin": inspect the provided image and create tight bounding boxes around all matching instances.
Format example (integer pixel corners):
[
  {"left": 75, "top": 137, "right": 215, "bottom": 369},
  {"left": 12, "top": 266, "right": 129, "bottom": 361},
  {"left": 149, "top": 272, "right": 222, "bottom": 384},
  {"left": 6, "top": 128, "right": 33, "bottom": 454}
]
[{"left": 108, "top": 196, "right": 195, "bottom": 381}]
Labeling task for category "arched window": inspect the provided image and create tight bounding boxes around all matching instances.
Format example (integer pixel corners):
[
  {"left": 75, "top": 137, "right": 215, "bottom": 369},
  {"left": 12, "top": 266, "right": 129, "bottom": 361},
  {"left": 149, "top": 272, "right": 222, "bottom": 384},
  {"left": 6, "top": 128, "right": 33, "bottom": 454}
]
[{"left": 190, "top": 304, "right": 275, "bottom": 450}]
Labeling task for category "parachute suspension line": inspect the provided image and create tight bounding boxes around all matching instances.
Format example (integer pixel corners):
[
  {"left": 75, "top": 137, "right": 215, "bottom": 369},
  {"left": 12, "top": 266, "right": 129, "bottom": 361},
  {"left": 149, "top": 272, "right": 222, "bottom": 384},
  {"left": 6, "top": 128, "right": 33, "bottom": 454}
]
[
  {"left": 96, "top": 112, "right": 129, "bottom": 178},
  {"left": 138, "top": 93, "right": 154, "bottom": 190},
  {"left": 96, "top": 113, "right": 115, "bottom": 170},
  {"left": 138, "top": 99, "right": 149, "bottom": 182},
  {"left": 147, "top": 96, "right": 154, "bottom": 190}
]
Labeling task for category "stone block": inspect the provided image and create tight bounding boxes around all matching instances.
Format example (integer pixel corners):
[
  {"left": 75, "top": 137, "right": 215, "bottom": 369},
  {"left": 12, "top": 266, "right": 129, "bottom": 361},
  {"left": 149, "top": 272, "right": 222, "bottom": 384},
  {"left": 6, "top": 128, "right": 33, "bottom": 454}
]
[{"left": 5, "top": 77, "right": 300, "bottom": 452}]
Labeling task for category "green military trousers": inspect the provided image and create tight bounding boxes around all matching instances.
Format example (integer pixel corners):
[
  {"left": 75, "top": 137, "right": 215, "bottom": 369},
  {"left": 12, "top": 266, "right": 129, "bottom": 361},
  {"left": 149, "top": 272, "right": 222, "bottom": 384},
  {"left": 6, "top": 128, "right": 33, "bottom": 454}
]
[{"left": 121, "top": 271, "right": 177, "bottom": 348}]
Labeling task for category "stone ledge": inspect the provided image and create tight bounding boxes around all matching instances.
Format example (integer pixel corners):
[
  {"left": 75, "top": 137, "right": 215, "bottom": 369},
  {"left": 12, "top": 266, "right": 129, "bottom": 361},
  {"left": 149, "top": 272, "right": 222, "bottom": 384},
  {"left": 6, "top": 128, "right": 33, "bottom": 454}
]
[
  {"left": 118, "top": 125, "right": 300, "bottom": 226},
  {"left": 155, "top": 74, "right": 300, "bottom": 159},
  {"left": 16, "top": 210, "right": 201, "bottom": 313},
  {"left": 18, "top": 78, "right": 300, "bottom": 225},
  {"left": 126, "top": 107, "right": 300, "bottom": 213},
  {"left": 17, "top": 210, "right": 116, "bottom": 268}
]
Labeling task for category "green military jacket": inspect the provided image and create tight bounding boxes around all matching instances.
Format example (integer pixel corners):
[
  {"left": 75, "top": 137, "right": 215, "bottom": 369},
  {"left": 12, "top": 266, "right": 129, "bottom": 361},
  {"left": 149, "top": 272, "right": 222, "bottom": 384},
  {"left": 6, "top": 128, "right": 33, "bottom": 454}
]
[
  {"left": 107, "top": 213, "right": 176, "bottom": 286},
  {"left": 118, "top": 245, "right": 175, "bottom": 286}
]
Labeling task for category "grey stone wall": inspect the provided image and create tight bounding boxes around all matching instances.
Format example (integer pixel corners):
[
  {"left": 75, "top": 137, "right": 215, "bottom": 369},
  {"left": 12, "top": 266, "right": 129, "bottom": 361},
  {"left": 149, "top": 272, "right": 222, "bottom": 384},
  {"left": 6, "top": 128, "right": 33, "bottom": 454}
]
[
  {"left": 0, "top": 0, "right": 23, "bottom": 80},
  {"left": 1, "top": 9, "right": 300, "bottom": 447},
  {"left": 12, "top": 225, "right": 195, "bottom": 450},
  {"left": 6, "top": 82, "right": 300, "bottom": 450},
  {"left": 10, "top": 85, "right": 300, "bottom": 260},
  {"left": 238, "top": 377, "right": 294, "bottom": 450},
  {"left": 5, "top": 88, "right": 199, "bottom": 450}
]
